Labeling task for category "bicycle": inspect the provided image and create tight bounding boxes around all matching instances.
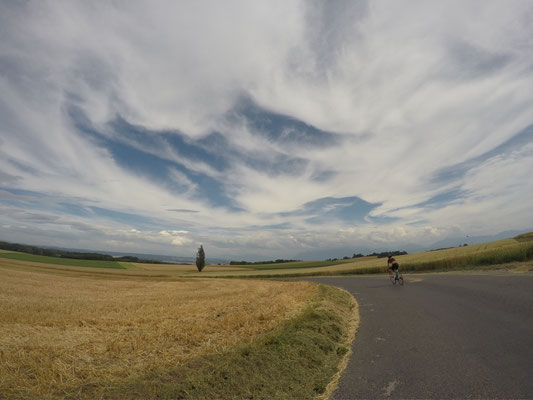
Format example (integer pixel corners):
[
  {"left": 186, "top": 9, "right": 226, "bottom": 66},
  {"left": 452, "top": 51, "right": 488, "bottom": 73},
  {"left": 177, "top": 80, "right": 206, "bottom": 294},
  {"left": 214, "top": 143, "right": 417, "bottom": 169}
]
[{"left": 389, "top": 268, "right": 404, "bottom": 285}]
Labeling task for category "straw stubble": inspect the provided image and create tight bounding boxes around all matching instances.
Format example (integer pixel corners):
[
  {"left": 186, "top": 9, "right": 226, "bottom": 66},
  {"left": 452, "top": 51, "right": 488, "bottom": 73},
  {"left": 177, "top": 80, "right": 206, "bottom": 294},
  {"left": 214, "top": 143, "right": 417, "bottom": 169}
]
[{"left": 0, "top": 264, "right": 316, "bottom": 398}]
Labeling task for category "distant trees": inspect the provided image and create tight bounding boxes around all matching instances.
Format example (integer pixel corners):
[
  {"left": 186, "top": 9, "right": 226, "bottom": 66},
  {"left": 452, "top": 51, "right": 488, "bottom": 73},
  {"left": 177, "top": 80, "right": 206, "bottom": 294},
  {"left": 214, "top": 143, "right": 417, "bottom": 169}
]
[
  {"left": 196, "top": 245, "right": 206, "bottom": 272},
  {"left": 367, "top": 250, "right": 408, "bottom": 258},
  {"left": 326, "top": 250, "right": 408, "bottom": 261}
]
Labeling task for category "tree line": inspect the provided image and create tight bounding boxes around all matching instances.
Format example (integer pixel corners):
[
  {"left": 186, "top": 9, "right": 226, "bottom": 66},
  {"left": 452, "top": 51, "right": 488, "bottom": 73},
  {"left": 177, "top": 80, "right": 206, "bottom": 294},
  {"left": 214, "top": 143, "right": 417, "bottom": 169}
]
[{"left": 327, "top": 250, "right": 408, "bottom": 261}]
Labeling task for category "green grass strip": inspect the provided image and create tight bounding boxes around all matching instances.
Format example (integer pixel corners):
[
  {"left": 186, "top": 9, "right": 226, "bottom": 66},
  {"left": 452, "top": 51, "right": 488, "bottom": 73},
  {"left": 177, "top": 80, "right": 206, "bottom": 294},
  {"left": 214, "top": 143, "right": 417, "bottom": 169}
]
[
  {"left": 0, "top": 252, "right": 127, "bottom": 269},
  {"left": 100, "top": 284, "right": 358, "bottom": 399},
  {"left": 118, "top": 261, "right": 143, "bottom": 270}
]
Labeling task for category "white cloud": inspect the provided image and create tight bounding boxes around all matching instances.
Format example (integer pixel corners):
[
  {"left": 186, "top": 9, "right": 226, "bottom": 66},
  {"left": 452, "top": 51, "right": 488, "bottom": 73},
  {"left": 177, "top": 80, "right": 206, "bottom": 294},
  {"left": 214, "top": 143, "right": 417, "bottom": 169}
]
[{"left": 1, "top": 0, "right": 533, "bottom": 258}]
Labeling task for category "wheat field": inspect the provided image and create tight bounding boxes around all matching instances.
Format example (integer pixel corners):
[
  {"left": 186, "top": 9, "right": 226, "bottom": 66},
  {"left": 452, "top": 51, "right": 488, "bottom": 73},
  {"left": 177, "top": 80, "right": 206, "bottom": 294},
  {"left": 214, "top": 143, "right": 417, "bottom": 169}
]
[
  {"left": 196, "top": 238, "right": 533, "bottom": 277},
  {"left": 0, "top": 260, "right": 316, "bottom": 398}
]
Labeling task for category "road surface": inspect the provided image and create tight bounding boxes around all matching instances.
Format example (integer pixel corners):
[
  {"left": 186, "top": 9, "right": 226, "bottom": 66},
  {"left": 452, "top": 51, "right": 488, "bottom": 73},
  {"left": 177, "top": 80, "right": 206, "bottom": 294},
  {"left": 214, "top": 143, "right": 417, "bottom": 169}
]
[{"left": 305, "top": 273, "right": 533, "bottom": 398}]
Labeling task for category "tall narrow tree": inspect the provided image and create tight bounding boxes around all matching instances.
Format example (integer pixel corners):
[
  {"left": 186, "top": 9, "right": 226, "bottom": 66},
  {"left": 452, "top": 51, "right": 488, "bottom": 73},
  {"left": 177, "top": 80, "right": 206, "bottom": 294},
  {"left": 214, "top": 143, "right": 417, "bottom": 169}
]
[{"left": 195, "top": 245, "right": 205, "bottom": 272}]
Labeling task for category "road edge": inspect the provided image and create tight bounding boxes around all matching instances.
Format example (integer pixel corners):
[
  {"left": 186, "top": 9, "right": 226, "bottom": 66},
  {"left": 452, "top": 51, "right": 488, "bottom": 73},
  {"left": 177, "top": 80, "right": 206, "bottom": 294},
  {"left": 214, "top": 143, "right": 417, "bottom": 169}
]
[{"left": 321, "top": 286, "right": 360, "bottom": 399}]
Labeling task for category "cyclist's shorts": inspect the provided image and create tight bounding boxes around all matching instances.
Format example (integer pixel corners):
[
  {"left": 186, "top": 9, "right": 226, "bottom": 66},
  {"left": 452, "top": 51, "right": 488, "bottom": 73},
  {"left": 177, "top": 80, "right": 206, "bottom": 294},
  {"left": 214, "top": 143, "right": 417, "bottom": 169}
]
[{"left": 391, "top": 263, "right": 399, "bottom": 270}]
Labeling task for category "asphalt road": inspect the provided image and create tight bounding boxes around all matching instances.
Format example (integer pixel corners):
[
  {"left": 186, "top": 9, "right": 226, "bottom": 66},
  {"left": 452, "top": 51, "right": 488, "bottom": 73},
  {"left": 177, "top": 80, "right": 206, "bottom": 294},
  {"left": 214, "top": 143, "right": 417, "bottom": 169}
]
[{"left": 305, "top": 273, "right": 533, "bottom": 398}]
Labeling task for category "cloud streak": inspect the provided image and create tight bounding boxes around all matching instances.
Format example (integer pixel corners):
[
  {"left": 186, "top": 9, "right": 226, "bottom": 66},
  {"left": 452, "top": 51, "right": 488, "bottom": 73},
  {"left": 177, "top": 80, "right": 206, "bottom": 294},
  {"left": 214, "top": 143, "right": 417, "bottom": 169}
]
[{"left": 1, "top": 0, "right": 533, "bottom": 259}]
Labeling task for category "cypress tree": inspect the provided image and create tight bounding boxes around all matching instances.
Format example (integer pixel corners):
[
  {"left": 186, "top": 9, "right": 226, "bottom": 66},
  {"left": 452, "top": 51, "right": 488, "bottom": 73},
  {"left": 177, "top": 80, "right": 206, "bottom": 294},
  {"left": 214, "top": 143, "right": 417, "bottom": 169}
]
[{"left": 196, "top": 245, "right": 205, "bottom": 272}]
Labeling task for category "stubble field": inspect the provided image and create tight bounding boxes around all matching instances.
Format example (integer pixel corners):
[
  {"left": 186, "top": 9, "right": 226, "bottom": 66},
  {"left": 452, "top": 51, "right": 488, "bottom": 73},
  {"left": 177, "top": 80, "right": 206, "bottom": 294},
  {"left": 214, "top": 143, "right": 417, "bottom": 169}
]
[{"left": 0, "top": 260, "right": 327, "bottom": 398}]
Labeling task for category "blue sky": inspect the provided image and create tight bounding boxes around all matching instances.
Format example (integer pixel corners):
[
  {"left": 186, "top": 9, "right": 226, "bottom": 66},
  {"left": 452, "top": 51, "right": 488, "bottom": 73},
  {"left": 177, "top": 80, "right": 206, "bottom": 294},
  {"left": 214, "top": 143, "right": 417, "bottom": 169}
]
[{"left": 1, "top": 0, "right": 533, "bottom": 260}]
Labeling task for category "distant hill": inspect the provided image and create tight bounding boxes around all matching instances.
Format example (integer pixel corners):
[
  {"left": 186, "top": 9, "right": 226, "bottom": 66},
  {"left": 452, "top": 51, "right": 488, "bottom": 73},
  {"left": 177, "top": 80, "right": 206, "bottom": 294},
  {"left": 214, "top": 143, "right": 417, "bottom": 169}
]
[
  {"left": 0, "top": 241, "right": 228, "bottom": 265},
  {"left": 427, "top": 230, "right": 531, "bottom": 250},
  {"left": 515, "top": 232, "right": 533, "bottom": 242},
  {"left": 293, "top": 229, "right": 533, "bottom": 261}
]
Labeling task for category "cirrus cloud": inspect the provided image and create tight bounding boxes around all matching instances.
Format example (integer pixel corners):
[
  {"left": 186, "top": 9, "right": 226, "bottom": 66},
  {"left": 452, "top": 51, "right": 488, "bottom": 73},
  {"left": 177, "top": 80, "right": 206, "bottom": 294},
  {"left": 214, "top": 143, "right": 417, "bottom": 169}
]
[{"left": 1, "top": 0, "right": 533, "bottom": 260}]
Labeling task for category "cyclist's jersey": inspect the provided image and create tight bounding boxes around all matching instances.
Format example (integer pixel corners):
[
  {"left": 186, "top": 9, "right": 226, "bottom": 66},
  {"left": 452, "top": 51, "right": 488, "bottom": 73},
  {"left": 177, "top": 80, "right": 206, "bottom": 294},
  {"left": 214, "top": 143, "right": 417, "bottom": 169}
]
[{"left": 388, "top": 257, "right": 399, "bottom": 270}]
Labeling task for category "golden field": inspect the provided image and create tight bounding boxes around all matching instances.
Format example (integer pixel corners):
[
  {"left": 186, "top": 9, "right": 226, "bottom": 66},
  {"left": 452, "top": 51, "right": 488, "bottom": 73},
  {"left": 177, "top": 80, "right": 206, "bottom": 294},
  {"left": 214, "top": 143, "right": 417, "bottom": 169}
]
[
  {"left": 196, "top": 237, "right": 533, "bottom": 278},
  {"left": 2, "top": 234, "right": 530, "bottom": 396},
  {"left": 0, "top": 259, "right": 317, "bottom": 398},
  {"left": 1, "top": 236, "right": 532, "bottom": 283}
]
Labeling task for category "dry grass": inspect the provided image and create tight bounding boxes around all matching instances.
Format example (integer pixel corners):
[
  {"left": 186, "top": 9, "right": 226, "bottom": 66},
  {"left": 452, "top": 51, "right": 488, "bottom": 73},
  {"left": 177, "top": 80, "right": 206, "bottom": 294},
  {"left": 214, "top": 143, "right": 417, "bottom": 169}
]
[
  {"left": 321, "top": 287, "right": 359, "bottom": 398},
  {"left": 0, "top": 260, "right": 316, "bottom": 398},
  {"left": 129, "top": 283, "right": 359, "bottom": 399}
]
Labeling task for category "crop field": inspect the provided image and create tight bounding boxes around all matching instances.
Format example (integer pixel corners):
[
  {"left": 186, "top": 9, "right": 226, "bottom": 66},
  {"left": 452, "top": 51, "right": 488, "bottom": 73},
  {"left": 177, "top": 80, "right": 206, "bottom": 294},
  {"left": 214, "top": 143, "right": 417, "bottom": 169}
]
[
  {"left": 0, "top": 250, "right": 130, "bottom": 269},
  {"left": 1, "top": 235, "right": 532, "bottom": 281},
  {"left": 197, "top": 236, "right": 533, "bottom": 278},
  {"left": 0, "top": 260, "right": 313, "bottom": 397},
  {"left": 0, "top": 257, "right": 358, "bottom": 398},
  {"left": 515, "top": 232, "right": 533, "bottom": 242},
  {"left": 1, "top": 236, "right": 532, "bottom": 281}
]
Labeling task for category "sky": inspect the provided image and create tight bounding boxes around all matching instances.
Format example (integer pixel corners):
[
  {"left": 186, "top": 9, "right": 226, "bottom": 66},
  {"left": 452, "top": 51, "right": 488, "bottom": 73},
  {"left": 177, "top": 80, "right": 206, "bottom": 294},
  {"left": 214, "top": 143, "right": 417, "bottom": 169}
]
[{"left": 1, "top": 0, "right": 533, "bottom": 261}]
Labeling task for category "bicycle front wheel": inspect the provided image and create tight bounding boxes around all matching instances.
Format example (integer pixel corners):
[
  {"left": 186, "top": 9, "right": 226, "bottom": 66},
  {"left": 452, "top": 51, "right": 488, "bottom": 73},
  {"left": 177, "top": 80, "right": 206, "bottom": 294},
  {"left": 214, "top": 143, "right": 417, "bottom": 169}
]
[{"left": 398, "top": 273, "right": 404, "bottom": 285}]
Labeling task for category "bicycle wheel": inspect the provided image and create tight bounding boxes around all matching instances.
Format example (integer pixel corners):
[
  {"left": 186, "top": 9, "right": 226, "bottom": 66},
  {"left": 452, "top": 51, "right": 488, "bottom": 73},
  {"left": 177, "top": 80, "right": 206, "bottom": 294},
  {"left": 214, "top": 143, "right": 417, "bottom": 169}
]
[
  {"left": 398, "top": 273, "right": 404, "bottom": 285},
  {"left": 390, "top": 272, "right": 396, "bottom": 284}
]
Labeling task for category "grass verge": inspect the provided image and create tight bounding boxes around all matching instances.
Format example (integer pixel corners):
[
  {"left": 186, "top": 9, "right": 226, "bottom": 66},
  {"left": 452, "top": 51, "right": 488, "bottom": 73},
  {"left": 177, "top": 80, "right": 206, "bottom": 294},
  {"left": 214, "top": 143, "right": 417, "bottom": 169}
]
[{"left": 103, "top": 284, "right": 358, "bottom": 399}]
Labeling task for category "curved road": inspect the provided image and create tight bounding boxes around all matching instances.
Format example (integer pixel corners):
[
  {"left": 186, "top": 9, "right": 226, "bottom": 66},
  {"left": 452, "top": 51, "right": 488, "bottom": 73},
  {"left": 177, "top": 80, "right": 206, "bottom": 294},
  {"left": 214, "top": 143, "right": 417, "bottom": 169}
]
[{"left": 305, "top": 273, "right": 533, "bottom": 398}]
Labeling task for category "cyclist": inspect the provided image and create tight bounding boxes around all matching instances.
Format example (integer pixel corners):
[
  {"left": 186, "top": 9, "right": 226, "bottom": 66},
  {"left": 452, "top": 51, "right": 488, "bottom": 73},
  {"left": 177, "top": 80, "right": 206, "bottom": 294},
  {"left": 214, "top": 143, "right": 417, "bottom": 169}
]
[{"left": 387, "top": 255, "right": 400, "bottom": 279}]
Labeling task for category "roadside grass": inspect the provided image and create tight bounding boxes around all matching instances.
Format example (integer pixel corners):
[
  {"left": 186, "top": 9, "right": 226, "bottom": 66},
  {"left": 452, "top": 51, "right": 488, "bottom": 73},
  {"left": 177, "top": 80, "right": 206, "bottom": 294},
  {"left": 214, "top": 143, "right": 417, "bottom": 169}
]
[
  {"left": 0, "top": 251, "right": 128, "bottom": 269},
  {"left": 105, "top": 284, "right": 358, "bottom": 399},
  {"left": 0, "top": 262, "right": 358, "bottom": 399}
]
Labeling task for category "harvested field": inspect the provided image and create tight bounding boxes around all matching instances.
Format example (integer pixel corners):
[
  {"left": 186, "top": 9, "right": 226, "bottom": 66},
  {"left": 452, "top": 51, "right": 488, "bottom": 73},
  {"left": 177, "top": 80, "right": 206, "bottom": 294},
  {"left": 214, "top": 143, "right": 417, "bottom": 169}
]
[
  {"left": 0, "top": 260, "right": 317, "bottom": 398},
  {"left": 132, "top": 262, "right": 247, "bottom": 273}
]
